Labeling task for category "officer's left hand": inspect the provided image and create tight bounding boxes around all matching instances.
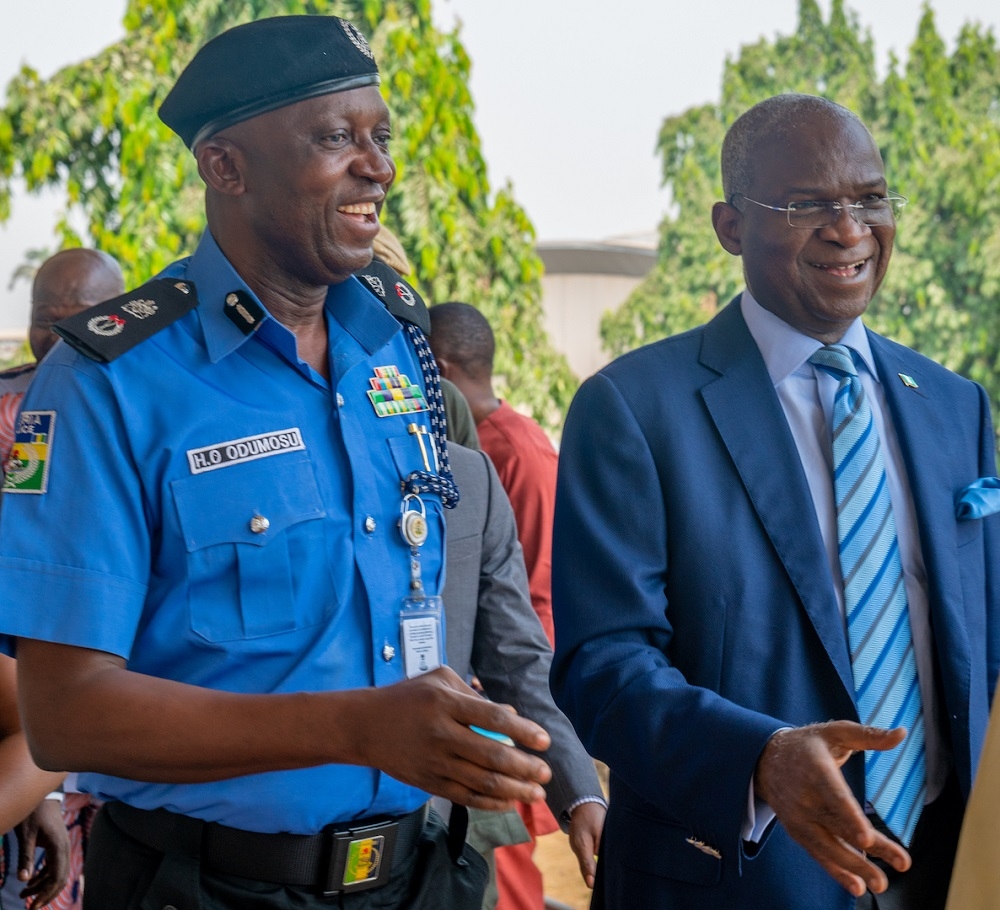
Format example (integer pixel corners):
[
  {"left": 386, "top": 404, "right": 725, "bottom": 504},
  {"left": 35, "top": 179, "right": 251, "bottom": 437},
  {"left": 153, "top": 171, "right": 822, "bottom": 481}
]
[
  {"left": 15, "top": 797, "right": 70, "bottom": 908},
  {"left": 568, "top": 800, "right": 606, "bottom": 889}
]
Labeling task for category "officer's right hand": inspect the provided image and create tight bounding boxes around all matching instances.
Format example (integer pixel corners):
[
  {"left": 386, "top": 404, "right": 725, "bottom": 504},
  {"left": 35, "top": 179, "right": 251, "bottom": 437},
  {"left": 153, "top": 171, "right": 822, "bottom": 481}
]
[{"left": 356, "top": 666, "right": 552, "bottom": 810}]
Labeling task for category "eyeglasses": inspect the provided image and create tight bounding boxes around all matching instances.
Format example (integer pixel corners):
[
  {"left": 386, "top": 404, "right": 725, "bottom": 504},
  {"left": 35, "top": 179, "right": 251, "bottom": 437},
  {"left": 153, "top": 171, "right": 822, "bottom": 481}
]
[{"left": 730, "top": 193, "right": 907, "bottom": 228}]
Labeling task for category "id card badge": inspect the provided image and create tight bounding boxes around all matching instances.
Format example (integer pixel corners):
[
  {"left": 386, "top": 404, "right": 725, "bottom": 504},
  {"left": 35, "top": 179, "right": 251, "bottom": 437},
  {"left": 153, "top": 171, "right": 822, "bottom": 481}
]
[{"left": 400, "top": 596, "right": 444, "bottom": 679}]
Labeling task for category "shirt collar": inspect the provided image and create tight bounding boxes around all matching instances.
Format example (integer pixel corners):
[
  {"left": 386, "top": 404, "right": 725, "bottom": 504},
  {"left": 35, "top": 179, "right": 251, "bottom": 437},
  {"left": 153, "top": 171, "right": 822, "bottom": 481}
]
[
  {"left": 159, "top": 231, "right": 404, "bottom": 364},
  {"left": 739, "top": 289, "right": 879, "bottom": 387},
  {"left": 328, "top": 274, "right": 404, "bottom": 355}
]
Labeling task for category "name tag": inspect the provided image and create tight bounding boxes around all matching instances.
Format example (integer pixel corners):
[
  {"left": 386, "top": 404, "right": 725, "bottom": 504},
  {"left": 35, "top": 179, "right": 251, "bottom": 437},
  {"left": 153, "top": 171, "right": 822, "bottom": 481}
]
[
  {"left": 400, "top": 596, "right": 444, "bottom": 680},
  {"left": 186, "top": 428, "right": 305, "bottom": 474}
]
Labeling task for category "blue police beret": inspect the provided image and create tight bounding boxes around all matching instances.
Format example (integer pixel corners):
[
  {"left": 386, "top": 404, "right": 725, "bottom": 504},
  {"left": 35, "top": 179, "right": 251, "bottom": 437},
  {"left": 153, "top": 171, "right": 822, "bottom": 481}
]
[{"left": 159, "top": 15, "right": 380, "bottom": 150}]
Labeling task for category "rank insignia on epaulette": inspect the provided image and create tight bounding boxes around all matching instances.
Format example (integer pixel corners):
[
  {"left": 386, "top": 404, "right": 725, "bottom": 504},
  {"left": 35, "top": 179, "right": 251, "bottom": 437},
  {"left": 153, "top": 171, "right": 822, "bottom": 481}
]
[
  {"left": 3, "top": 410, "right": 55, "bottom": 494},
  {"left": 355, "top": 259, "right": 431, "bottom": 334},
  {"left": 393, "top": 281, "right": 415, "bottom": 307},
  {"left": 224, "top": 290, "right": 267, "bottom": 335},
  {"left": 360, "top": 274, "right": 386, "bottom": 298},
  {"left": 366, "top": 365, "right": 429, "bottom": 417},
  {"left": 53, "top": 279, "right": 199, "bottom": 363}
]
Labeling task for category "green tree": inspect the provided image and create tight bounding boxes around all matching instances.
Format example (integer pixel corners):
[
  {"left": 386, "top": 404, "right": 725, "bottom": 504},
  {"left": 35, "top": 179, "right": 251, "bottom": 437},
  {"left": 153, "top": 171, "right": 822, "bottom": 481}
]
[
  {"left": 0, "top": 340, "right": 32, "bottom": 371},
  {"left": 605, "top": 0, "right": 1000, "bottom": 430},
  {"left": 7, "top": 247, "right": 51, "bottom": 293},
  {"left": 0, "top": 0, "right": 573, "bottom": 428}
]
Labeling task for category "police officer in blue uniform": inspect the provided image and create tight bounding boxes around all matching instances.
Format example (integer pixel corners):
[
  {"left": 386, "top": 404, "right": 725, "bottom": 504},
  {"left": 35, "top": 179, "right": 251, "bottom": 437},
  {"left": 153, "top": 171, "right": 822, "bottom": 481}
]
[{"left": 0, "top": 16, "right": 551, "bottom": 909}]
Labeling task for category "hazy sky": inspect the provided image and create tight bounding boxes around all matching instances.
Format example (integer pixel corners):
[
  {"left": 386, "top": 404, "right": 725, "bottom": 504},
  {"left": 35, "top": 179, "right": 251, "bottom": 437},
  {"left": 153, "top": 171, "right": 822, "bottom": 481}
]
[{"left": 0, "top": 0, "right": 997, "bottom": 327}]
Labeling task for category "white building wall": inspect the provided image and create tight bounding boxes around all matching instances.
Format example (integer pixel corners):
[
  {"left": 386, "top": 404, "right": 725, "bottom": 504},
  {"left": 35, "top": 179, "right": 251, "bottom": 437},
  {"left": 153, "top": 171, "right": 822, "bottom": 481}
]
[
  {"left": 537, "top": 238, "right": 656, "bottom": 382},
  {"left": 540, "top": 272, "right": 644, "bottom": 381}
]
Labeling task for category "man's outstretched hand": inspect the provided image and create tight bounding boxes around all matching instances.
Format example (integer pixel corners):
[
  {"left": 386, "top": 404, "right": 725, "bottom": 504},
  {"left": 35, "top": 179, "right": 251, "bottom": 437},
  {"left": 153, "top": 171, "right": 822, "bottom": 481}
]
[{"left": 754, "top": 721, "right": 912, "bottom": 897}]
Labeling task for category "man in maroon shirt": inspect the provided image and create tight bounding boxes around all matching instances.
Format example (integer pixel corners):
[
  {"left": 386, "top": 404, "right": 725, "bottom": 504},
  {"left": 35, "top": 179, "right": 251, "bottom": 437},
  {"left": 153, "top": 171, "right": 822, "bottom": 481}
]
[{"left": 429, "top": 303, "right": 559, "bottom": 647}]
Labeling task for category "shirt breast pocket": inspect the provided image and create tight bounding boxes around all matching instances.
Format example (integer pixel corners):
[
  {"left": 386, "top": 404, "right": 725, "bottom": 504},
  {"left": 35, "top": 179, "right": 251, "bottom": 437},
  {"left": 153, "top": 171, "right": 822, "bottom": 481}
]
[{"left": 171, "top": 454, "right": 331, "bottom": 643}]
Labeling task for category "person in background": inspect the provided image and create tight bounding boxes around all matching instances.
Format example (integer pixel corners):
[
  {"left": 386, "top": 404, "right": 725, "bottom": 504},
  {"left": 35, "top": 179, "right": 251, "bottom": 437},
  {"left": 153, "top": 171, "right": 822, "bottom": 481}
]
[
  {"left": 946, "top": 671, "right": 1000, "bottom": 909},
  {"left": 429, "top": 302, "right": 572, "bottom": 909},
  {"left": 429, "top": 302, "right": 559, "bottom": 653},
  {"left": 442, "top": 442, "right": 605, "bottom": 908},
  {"left": 0, "top": 249, "right": 124, "bottom": 463},
  {"left": 0, "top": 16, "right": 551, "bottom": 910},
  {"left": 0, "top": 654, "right": 68, "bottom": 909},
  {"left": 0, "top": 248, "right": 123, "bottom": 910},
  {"left": 551, "top": 93, "right": 998, "bottom": 909},
  {"left": 372, "top": 250, "right": 603, "bottom": 907}
]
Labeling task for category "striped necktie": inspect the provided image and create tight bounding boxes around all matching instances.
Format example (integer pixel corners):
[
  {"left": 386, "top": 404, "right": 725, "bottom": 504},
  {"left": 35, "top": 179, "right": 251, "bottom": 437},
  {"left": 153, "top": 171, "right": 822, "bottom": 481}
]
[{"left": 810, "top": 344, "right": 926, "bottom": 846}]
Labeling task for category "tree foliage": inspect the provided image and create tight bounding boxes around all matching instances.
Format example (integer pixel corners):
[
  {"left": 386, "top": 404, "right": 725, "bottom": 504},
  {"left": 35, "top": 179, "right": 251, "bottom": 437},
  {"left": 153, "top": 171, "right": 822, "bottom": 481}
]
[
  {"left": 604, "top": 0, "right": 1000, "bottom": 428},
  {"left": 0, "top": 0, "right": 574, "bottom": 428}
]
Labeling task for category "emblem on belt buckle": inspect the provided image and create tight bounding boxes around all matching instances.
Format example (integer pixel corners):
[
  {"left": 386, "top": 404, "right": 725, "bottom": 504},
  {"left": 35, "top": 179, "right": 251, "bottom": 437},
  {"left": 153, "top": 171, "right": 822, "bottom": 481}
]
[
  {"left": 343, "top": 835, "right": 384, "bottom": 885},
  {"left": 324, "top": 819, "right": 398, "bottom": 895}
]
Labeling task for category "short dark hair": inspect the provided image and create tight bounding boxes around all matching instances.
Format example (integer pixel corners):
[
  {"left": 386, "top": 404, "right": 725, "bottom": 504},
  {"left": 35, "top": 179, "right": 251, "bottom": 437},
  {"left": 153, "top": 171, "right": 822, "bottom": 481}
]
[
  {"left": 721, "top": 94, "right": 862, "bottom": 202},
  {"left": 428, "top": 302, "right": 495, "bottom": 380}
]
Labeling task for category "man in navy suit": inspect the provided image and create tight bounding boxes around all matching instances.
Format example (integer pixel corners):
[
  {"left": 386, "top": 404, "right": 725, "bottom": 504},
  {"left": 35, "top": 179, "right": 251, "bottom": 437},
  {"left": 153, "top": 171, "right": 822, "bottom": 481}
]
[{"left": 550, "top": 93, "right": 999, "bottom": 909}]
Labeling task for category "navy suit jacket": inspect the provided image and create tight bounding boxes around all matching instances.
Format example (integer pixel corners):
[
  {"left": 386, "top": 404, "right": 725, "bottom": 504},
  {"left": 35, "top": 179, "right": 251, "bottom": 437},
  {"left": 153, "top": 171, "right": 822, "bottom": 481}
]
[{"left": 551, "top": 299, "right": 1000, "bottom": 909}]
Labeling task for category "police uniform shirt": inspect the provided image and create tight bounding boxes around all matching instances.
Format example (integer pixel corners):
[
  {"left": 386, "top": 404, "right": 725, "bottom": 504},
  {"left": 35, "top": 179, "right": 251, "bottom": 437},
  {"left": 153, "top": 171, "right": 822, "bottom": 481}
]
[{"left": 0, "top": 231, "right": 445, "bottom": 835}]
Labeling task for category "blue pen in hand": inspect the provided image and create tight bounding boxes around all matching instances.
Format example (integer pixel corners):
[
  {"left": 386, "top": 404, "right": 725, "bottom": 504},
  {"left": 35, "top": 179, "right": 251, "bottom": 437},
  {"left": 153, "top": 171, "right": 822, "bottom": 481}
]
[{"left": 470, "top": 725, "right": 515, "bottom": 746}]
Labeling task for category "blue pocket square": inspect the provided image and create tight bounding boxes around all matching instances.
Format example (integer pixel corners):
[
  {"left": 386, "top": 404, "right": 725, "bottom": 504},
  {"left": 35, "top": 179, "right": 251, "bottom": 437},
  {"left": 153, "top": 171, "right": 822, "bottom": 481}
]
[{"left": 956, "top": 477, "right": 1000, "bottom": 520}]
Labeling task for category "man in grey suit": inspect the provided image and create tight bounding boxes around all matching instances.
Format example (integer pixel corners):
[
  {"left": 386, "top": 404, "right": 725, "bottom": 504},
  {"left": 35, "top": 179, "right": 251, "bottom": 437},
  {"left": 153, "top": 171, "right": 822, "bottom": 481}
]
[{"left": 443, "top": 442, "right": 606, "bottom": 902}]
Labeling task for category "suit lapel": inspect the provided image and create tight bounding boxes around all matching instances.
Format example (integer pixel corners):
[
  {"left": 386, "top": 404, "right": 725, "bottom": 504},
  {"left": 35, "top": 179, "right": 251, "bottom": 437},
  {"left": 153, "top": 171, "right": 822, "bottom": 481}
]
[
  {"left": 868, "top": 333, "right": 971, "bottom": 675},
  {"left": 698, "top": 302, "right": 855, "bottom": 697}
]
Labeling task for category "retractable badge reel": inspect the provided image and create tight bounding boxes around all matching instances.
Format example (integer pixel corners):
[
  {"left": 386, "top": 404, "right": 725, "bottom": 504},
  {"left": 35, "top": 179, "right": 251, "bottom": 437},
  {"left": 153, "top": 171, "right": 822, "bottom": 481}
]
[{"left": 399, "top": 493, "right": 444, "bottom": 679}]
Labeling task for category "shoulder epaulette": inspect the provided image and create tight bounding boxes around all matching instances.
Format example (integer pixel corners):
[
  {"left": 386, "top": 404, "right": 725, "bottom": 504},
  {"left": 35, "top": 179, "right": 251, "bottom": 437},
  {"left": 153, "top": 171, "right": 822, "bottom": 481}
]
[
  {"left": 53, "top": 279, "right": 199, "bottom": 363},
  {"left": 355, "top": 259, "right": 431, "bottom": 335},
  {"left": 0, "top": 362, "right": 36, "bottom": 380}
]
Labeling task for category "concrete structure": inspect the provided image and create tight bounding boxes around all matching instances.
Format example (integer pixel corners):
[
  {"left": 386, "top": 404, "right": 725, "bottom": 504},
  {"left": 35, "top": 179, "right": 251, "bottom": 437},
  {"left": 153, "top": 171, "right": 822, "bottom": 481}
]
[{"left": 538, "top": 235, "right": 656, "bottom": 381}]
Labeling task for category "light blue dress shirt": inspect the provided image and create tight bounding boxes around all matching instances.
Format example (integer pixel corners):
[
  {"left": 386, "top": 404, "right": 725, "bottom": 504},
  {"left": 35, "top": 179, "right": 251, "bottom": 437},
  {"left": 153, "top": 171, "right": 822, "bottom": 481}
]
[{"left": 0, "top": 232, "right": 445, "bottom": 833}]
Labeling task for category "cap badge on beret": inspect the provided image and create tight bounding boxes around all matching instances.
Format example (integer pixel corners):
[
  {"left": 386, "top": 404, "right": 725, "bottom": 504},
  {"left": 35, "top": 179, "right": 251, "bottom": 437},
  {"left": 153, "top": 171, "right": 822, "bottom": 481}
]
[{"left": 341, "top": 20, "right": 374, "bottom": 60}]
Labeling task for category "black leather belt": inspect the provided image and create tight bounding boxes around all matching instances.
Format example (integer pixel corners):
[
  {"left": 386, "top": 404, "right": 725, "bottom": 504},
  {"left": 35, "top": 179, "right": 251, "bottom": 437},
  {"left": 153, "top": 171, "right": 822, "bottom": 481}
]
[{"left": 106, "top": 800, "right": 428, "bottom": 896}]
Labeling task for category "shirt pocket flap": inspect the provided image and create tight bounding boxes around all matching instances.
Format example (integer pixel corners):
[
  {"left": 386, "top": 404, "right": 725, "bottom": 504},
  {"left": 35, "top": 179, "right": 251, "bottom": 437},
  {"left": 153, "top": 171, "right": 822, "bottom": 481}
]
[{"left": 172, "top": 454, "right": 326, "bottom": 552}]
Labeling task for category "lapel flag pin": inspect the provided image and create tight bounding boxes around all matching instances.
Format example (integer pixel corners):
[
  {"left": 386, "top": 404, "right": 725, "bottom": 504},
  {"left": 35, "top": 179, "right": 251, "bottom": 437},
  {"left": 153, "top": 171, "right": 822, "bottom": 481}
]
[{"left": 897, "top": 372, "right": 919, "bottom": 389}]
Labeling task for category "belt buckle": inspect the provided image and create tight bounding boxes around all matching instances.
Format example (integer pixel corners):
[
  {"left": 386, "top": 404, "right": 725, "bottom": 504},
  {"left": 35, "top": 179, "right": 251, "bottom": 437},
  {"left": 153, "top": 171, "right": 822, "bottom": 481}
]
[{"left": 323, "top": 818, "right": 398, "bottom": 896}]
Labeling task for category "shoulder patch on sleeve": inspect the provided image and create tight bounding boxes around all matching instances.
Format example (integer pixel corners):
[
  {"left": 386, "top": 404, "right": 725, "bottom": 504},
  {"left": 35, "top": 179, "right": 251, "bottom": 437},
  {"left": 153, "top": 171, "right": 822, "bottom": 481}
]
[
  {"left": 3, "top": 410, "right": 55, "bottom": 494},
  {"left": 355, "top": 259, "right": 431, "bottom": 335},
  {"left": 53, "top": 279, "right": 199, "bottom": 363}
]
